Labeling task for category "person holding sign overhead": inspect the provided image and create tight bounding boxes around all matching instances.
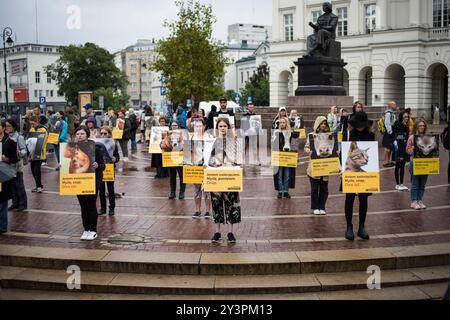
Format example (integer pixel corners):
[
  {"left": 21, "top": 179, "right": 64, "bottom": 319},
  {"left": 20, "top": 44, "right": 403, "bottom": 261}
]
[
  {"left": 304, "top": 116, "right": 332, "bottom": 215},
  {"left": 344, "top": 112, "right": 375, "bottom": 241},
  {"left": 208, "top": 118, "right": 243, "bottom": 244},
  {"left": 407, "top": 119, "right": 430, "bottom": 210}
]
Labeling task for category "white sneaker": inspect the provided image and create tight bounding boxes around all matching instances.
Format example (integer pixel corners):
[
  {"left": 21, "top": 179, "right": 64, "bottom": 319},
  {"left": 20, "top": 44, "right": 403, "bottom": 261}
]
[
  {"left": 314, "top": 210, "right": 321, "bottom": 215},
  {"left": 395, "top": 185, "right": 401, "bottom": 191},
  {"left": 80, "top": 231, "right": 89, "bottom": 241},
  {"left": 86, "top": 231, "right": 98, "bottom": 241},
  {"left": 320, "top": 210, "right": 327, "bottom": 215},
  {"left": 36, "top": 187, "right": 43, "bottom": 193},
  {"left": 400, "top": 185, "right": 409, "bottom": 191}
]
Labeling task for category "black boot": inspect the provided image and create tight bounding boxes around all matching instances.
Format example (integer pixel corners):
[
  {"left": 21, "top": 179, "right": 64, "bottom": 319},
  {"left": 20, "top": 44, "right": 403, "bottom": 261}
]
[
  {"left": 345, "top": 224, "right": 355, "bottom": 241},
  {"left": 358, "top": 226, "right": 370, "bottom": 240}
]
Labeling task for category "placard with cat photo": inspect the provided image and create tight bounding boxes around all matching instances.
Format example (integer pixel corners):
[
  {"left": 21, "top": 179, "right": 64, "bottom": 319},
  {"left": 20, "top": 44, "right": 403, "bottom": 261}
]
[
  {"left": 310, "top": 133, "right": 340, "bottom": 177},
  {"left": 59, "top": 141, "right": 96, "bottom": 196},
  {"left": 148, "top": 126, "right": 169, "bottom": 154},
  {"left": 341, "top": 141, "right": 380, "bottom": 193},
  {"left": 413, "top": 135, "right": 440, "bottom": 175}
]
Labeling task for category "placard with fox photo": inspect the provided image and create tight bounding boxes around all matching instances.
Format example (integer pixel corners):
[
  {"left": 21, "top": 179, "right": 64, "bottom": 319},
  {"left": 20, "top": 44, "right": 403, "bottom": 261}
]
[
  {"left": 310, "top": 133, "right": 340, "bottom": 177},
  {"left": 341, "top": 141, "right": 380, "bottom": 193},
  {"left": 413, "top": 135, "right": 440, "bottom": 175}
]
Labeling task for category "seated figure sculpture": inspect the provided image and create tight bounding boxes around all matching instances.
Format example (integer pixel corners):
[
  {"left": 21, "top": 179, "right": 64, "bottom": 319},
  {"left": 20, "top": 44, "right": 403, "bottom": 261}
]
[{"left": 307, "top": 2, "right": 338, "bottom": 57}]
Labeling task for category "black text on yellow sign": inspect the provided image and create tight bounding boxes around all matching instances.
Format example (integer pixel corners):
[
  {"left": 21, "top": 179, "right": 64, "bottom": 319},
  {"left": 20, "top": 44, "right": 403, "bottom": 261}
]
[
  {"left": 342, "top": 172, "right": 380, "bottom": 194},
  {"left": 183, "top": 166, "right": 204, "bottom": 184},
  {"left": 60, "top": 173, "right": 96, "bottom": 196},
  {"left": 47, "top": 132, "right": 60, "bottom": 145},
  {"left": 204, "top": 169, "right": 243, "bottom": 192},
  {"left": 413, "top": 158, "right": 440, "bottom": 175},
  {"left": 103, "top": 164, "right": 115, "bottom": 182},
  {"left": 162, "top": 151, "right": 184, "bottom": 167},
  {"left": 271, "top": 151, "right": 298, "bottom": 168},
  {"left": 311, "top": 157, "right": 340, "bottom": 177}
]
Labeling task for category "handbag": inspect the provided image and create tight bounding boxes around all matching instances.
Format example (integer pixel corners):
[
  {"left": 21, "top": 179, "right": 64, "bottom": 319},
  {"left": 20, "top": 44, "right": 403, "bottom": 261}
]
[{"left": 0, "top": 161, "right": 17, "bottom": 183}]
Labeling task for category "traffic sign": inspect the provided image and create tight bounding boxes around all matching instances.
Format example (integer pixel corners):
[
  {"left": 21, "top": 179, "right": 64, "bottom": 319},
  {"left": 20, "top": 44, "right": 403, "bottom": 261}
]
[{"left": 39, "top": 96, "right": 46, "bottom": 105}]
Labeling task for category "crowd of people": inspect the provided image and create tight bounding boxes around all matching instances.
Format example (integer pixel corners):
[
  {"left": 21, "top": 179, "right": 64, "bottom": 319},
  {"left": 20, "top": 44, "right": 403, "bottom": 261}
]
[{"left": 1, "top": 98, "right": 449, "bottom": 244}]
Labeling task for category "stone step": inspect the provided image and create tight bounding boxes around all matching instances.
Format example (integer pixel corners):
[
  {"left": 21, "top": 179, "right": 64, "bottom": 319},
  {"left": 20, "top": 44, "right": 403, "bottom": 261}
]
[
  {"left": 1, "top": 282, "right": 447, "bottom": 300},
  {"left": 1, "top": 265, "right": 449, "bottom": 296},
  {"left": 1, "top": 243, "right": 450, "bottom": 276}
]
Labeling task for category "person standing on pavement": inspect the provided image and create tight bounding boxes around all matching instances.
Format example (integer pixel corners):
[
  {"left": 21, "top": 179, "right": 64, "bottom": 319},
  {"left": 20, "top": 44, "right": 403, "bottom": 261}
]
[
  {"left": 151, "top": 117, "right": 169, "bottom": 179},
  {"left": 382, "top": 101, "right": 398, "bottom": 167},
  {"left": 73, "top": 126, "right": 105, "bottom": 241},
  {"left": 407, "top": 119, "right": 430, "bottom": 210},
  {"left": 393, "top": 111, "right": 411, "bottom": 192},
  {"left": 4, "top": 119, "right": 28, "bottom": 212},
  {"left": 27, "top": 116, "right": 48, "bottom": 193},
  {"left": 339, "top": 108, "right": 350, "bottom": 142},
  {"left": 272, "top": 107, "right": 289, "bottom": 129},
  {"left": 305, "top": 116, "right": 331, "bottom": 215},
  {"left": 327, "top": 106, "right": 340, "bottom": 137},
  {"left": 128, "top": 108, "right": 138, "bottom": 152},
  {"left": 441, "top": 122, "right": 450, "bottom": 183},
  {"left": 54, "top": 111, "right": 69, "bottom": 168},
  {"left": 217, "top": 98, "right": 235, "bottom": 117},
  {"left": 344, "top": 112, "right": 375, "bottom": 241},
  {"left": 0, "top": 120, "right": 19, "bottom": 233},
  {"left": 117, "top": 109, "right": 131, "bottom": 161}
]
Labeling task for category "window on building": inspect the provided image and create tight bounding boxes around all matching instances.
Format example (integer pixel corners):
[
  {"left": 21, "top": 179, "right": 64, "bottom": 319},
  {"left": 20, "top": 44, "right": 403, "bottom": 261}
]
[
  {"left": 284, "top": 14, "right": 294, "bottom": 41},
  {"left": 247, "top": 71, "right": 250, "bottom": 80},
  {"left": 0, "top": 92, "right": 2, "bottom": 99},
  {"left": 365, "top": 4, "right": 377, "bottom": 34},
  {"left": 337, "top": 7, "right": 348, "bottom": 36},
  {"left": 312, "top": 10, "right": 322, "bottom": 24},
  {"left": 433, "top": 0, "right": 450, "bottom": 28},
  {"left": 35, "top": 71, "right": 40, "bottom": 83},
  {"left": 47, "top": 72, "right": 51, "bottom": 84},
  {"left": 46, "top": 90, "right": 49, "bottom": 97},
  {"left": 241, "top": 72, "right": 244, "bottom": 84},
  {"left": 34, "top": 90, "right": 38, "bottom": 98},
  {"left": 50, "top": 90, "right": 54, "bottom": 97}
]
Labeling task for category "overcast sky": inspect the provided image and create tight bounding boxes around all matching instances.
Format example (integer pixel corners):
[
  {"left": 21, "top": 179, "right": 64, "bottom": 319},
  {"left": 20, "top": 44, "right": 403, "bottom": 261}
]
[{"left": 0, "top": 0, "right": 272, "bottom": 53}]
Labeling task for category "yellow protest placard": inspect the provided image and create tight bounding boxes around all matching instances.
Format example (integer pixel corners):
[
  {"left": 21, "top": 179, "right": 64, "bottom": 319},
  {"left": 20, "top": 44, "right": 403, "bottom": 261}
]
[
  {"left": 112, "top": 128, "right": 123, "bottom": 140},
  {"left": 162, "top": 151, "right": 184, "bottom": 167},
  {"left": 183, "top": 166, "right": 204, "bottom": 184},
  {"left": 271, "top": 151, "right": 298, "bottom": 168},
  {"left": 47, "top": 132, "right": 60, "bottom": 145},
  {"left": 204, "top": 168, "right": 243, "bottom": 192},
  {"left": 60, "top": 173, "right": 96, "bottom": 196},
  {"left": 413, "top": 158, "right": 440, "bottom": 175},
  {"left": 103, "top": 164, "right": 115, "bottom": 182},
  {"left": 338, "top": 131, "right": 343, "bottom": 143},
  {"left": 296, "top": 128, "right": 307, "bottom": 139},
  {"left": 342, "top": 172, "right": 380, "bottom": 193},
  {"left": 311, "top": 157, "right": 340, "bottom": 177}
]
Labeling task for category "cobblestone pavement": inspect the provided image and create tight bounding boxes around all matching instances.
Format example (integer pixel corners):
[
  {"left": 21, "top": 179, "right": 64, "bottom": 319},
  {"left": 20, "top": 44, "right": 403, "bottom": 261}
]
[{"left": 1, "top": 143, "right": 449, "bottom": 253}]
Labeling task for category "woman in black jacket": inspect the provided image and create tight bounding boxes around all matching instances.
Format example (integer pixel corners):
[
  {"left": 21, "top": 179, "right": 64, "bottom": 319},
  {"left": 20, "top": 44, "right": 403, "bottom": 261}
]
[
  {"left": 0, "top": 120, "right": 19, "bottom": 233},
  {"left": 344, "top": 112, "right": 375, "bottom": 241},
  {"left": 117, "top": 110, "right": 131, "bottom": 161},
  {"left": 392, "top": 111, "right": 411, "bottom": 191}
]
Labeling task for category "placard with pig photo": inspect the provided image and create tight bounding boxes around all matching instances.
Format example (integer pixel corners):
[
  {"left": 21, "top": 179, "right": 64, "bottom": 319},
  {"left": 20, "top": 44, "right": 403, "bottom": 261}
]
[{"left": 310, "top": 133, "right": 340, "bottom": 177}]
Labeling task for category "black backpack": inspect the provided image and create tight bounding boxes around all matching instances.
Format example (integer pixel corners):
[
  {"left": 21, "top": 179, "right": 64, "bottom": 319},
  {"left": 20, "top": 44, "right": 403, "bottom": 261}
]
[{"left": 442, "top": 126, "right": 450, "bottom": 150}]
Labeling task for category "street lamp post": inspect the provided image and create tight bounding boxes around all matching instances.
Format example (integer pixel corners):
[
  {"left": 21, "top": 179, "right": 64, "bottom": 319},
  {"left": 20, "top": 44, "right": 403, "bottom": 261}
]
[{"left": 2, "top": 27, "right": 14, "bottom": 112}]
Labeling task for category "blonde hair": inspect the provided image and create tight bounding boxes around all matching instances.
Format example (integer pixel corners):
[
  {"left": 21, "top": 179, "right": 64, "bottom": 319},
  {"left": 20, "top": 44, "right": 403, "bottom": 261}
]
[
  {"left": 100, "top": 126, "right": 112, "bottom": 137},
  {"left": 279, "top": 117, "right": 291, "bottom": 130}
]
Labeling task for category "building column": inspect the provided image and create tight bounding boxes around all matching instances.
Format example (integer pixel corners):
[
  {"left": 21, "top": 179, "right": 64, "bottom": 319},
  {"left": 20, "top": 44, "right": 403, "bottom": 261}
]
[
  {"left": 370, "top": 67, "right": 386, "bottom": 108},
  {"left": 378, "top": 0, "right": 388, "bottom": 30},
  {"left": 409, "top": 0, "right": 421, "bottom": 26},
  {"left": 297, "top": 1, "right": 305, "bottom": 39},
  {"left": 349, "top": 0, "right": 360, "bottom": 35},
  {"left": 348, "top": 77, "right": 359, "bottom": 100},
  {"left": 405, "top": 75, "right": 429, "bottom": 120}
]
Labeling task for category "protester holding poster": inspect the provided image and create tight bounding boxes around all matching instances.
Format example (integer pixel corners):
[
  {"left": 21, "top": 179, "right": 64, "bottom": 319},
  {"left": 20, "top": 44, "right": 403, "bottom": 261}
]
[
  {"left": 343, "top": 112, "right": 375, "bottom": 241},
  {"left": 97, "top": 127, "right": 120, "bottom": 216},
  {"left": 392, "top": 111, "right": 411, "bottom": 191},
  {"left": 0, "top": 120, "right": 19, "bottom": 234},
  {"left": 272, "top": 117, "right": 298, "bottom": 199},
  {"left": 150, "top": 117, "right": 169, "bottom": 179},
  {"left": 161, "top": 122, "right": 187, "bottom": 200},
  {"left": 68, "top": 126, "right": 105, "bottom": 241},
  {"left": 304, "top": 116, "right": 336, "bottom": 215},
  {"left": 208, "top": 118, "right": 243, "bottom": 244},
  {"left": 407, "top": 119, "right": 432, "bottom": 210},
  {"left": 116, "top": 109, "right": 131, "bottom": 161},
  {"left": 184, "top": 118, "right": 212, "bottom": 218},
  {"left": 54, "top": 111, "right": 68, "bottom": 167},
  {"left": 27, "top": 116, "right": 48, "bottom": 193}
]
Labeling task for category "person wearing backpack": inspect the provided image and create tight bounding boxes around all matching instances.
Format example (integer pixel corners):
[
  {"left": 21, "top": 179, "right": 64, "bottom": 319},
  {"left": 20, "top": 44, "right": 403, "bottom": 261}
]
[
  {"left": 128, "top": 108, "right": 138, "bottom": 152},
  {"left": 442, "top": 123, "right": 450, "bottom": 183},
  {"left": 4, "top": 119, "right": 28, "bottom": 212},
  {"left": 381, "top": 101, "right": 398, "bottom": 167}
]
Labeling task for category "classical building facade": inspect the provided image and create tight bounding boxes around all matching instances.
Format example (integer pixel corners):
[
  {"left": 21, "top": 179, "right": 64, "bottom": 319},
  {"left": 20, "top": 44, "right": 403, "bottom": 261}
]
[
  {"left": 0, "top": 43, "right": 66, "bottom": 114},
  {"left": 269, "top": 0, "right": 450, "bottom": 120}
]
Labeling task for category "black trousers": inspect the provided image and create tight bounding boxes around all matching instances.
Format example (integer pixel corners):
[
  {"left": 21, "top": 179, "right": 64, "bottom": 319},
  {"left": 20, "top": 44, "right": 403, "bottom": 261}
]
[
  {"left": 99, "top": 181, "right": 115, "bottom": 210},
  {"left": 309, "top": 177, "right": 329, "bottom": 210},
  {"left": 77, "top": 195, "right": 98, "bottom": 232},
  {"left": 11, "top": 172, "right": 27, "bottom": 208},
  {"left": 169, "top": 167, "right": 186, "bottom": 194},
  {"left": 345, "top": 194, "right": 369, "bottom": 228},
  {"left": 30, "top": 160, "right": 43, "bottom": 189},
  {"left": 448, "top": 150, "right": 450, "bottom": 183},
  {"left": 395, "top": 161, "right": 406, "bottom": 185}
]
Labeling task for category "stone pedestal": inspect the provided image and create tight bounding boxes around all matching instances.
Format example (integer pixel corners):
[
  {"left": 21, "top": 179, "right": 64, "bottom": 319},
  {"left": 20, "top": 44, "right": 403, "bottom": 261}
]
[{"left": 287, "top": 96, "right": 354, "bottom": 110}]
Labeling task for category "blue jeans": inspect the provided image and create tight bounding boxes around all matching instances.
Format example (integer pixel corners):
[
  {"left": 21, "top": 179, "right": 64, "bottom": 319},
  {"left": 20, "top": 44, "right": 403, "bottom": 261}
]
[
  {"left": 278, "top": 167, "right": 290, "bottom": 193},
  {"left": 0, "top": 201, "right": 8, "bottom": 232},
  {"left": 409, "top": 162, "right": 428, "bottom": 202}
]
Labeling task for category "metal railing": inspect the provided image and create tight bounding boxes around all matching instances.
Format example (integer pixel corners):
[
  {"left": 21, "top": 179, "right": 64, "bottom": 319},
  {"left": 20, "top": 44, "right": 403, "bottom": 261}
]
[{"left": 429, "top": 27, "right": 450, "bottom": 40}]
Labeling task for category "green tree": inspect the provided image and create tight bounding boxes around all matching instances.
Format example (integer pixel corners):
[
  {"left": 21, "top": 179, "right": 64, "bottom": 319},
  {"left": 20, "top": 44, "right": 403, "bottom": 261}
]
[
  {"left": 150, "top": 0, "right": 229, "bottom": 105},
  {"left": 46, "top": 42, "right": 128, "bottom": 107},
  {"left": 93, "top": 88, "right": 130, "bottom": 111},
  {"left": 240, "top": 64, "right": 270, "bottom": 106}
]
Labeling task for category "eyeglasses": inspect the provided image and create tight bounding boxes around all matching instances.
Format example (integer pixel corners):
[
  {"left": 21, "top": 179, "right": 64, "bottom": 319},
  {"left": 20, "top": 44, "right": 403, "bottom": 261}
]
[{"left": 100, "top": 132, "right": 109, "bottom": 136}]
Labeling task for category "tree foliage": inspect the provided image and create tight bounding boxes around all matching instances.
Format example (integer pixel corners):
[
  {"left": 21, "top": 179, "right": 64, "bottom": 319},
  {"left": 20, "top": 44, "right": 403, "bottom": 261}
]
[
  {"left": 46, "top": 42, "right": 128, "bottom": 107},
  {"left": 240, "top": 63, "right": 270, "bottom": 106},
  {"left": 150, "top": 0, "right": 229, "bottom": 105}
]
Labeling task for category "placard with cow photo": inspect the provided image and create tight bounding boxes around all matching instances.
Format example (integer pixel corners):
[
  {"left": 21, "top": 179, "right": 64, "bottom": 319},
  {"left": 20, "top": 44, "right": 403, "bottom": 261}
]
[
  {"left": 309, "top": 133, "right": 339, "bottom": 177},
  {"left": 413, "top": 135, "right": 440, "bottom": 175},
  {"left": 341, "top": 141, "right": 380, "bottom": 193},
  {"left": 240, "top": 115, "right": 262, "bottom": 136}
]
